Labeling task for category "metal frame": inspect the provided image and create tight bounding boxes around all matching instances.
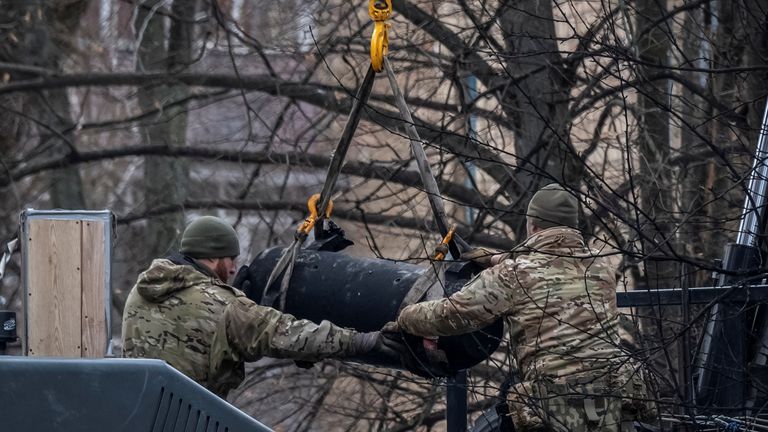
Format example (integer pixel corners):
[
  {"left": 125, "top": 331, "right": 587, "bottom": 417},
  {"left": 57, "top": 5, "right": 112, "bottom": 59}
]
[
  {"left": 616, "top": 284, "right": 768, "bottom": 307},
  {"left": 20, "top": 209, "right": 114, "bottom": 356},
  {"left": 0, "top": 356, "right": 272, "bottom": 431}
]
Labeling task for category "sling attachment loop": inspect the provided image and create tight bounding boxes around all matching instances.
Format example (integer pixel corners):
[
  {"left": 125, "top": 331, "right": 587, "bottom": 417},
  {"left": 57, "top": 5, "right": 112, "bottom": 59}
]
[{"left": 369, "top": 0, "right": 392, "bottom": 73}]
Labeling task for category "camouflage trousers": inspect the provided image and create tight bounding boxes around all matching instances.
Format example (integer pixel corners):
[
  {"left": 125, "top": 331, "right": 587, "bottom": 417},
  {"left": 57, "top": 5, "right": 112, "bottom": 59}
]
[{"left": 504, "top": 374, "right": 650, "bottom": 432}]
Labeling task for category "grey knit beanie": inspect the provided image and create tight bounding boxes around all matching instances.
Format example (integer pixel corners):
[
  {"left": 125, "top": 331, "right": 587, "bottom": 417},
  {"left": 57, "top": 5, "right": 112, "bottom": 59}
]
[
  {"left": 180, "top": 216, "right": 240, "bottom": 258},
  {"left": 526, "top": 183, "right": 579, "bottom": 229}
]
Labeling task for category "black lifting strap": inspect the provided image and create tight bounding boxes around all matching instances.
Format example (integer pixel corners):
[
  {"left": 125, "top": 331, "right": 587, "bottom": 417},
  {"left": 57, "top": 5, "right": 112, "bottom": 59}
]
[
  {"left": 260, "top": 65, "right": 377, "bottom": 308},
  {"left": 382, "top": 57, "right": 469, "bottom": 257},
  {"left": 315, "top": 64, "right": 377, "bottom": 231},
  {"left": 262, "top": 58, "right": 473, "bottom": 308}
]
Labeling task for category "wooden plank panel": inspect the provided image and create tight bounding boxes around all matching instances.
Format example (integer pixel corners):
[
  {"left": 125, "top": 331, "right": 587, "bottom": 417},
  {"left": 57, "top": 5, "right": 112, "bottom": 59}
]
[
  {"left": 27, "top": 219, "right": 82, "bottom": 356},
  {"left": 81, "top": 220, "right": 106, "bottom": 357}
]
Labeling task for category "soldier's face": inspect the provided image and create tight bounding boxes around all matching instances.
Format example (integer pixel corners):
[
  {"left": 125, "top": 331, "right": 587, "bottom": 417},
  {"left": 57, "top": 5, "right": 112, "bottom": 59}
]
[{"left": 215, "top": 257, "right": 237, "bottom": 283}]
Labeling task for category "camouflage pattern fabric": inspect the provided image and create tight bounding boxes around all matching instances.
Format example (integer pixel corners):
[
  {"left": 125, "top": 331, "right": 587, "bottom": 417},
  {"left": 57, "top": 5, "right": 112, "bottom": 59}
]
[
  {"left": 506, "top": 373, "right": 628, "bottom": 432},
  {"left": 397, "top": 227, "right": 656, "bottom": 430},
  {"left": 122, "top": 258, "right": 358, "bottom": 397}
]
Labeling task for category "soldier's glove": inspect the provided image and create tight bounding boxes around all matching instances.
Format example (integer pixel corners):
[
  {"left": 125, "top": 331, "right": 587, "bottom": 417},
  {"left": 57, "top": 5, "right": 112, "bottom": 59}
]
[
  {"left": 380, "top": 323, "right": 426, "bottom": 372},
  {"left": 350, "top": 331, "right": 403, "bottom": 357},
  {"left": 349, "top": 331, "right": 415, "bottom": 367},
  {"left": 381, "top": 321, "right": 400, "bottom": 334},
  {"left": 378, "top": 331, "right": 426, "bottom": 372},
  {"left": 381, "top": 324, "right": 450, "bottom": 375},
  {"left": 494, "top": 400, "right": 515, "bottom": 432},
  {"left": 462, "top": 247, "right": 509, "bottom": 268}
]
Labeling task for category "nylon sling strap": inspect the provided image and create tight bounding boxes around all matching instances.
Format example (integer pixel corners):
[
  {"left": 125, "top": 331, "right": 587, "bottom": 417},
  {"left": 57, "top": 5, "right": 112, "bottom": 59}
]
[
  {"left": 262, "top": 13, "right": 471, "bottom": 308},
  {"left": 315, "top": 64, "right": 377, "bottom": 226},
  {"left": 383, "top": 56, "right": 470, "bottom": 312},
  {"left": 398, "top": 262, "right": 447, "bottom": 312},
  {"left": 382, "top": 57, "right": 469, "bottom": 257},
  {"left": 261, "top": 65, "right": 377, "bottom": 308}
]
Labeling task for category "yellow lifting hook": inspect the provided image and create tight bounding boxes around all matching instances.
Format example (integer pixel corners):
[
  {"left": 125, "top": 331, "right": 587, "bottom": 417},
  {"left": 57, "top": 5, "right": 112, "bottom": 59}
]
[
  {"left": 433, "top": 224, "right": 457, "bottom": 261},
  {"left": 297, "top": 193, "right": 334, "bottom": 236},
  {"left": 369, "top": 0, "right": 392, "bottom": 72}
]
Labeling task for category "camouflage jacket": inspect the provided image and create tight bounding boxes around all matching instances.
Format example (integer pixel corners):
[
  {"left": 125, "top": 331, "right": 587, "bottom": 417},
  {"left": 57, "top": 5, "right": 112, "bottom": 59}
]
[
  {"left": 122, "top": 257, "right": 358, "bottom": 397},
  {"left": 398, "top": 227, "right": 626, "bottom": 382}
]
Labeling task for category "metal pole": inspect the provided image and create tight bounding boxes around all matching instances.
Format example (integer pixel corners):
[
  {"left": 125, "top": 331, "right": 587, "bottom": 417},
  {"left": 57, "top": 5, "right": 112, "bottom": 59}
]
[
  {"left": 694, "top": 96, "right": 768, "bottom": 412},
  {"left": 446, "top": 371, "right": 468, "bottom": 432},
  {"left": 745, "top": 101, "right": 768, "bottom": 413},
  {"left": 615, "top": 284, "right": 768, "bottom": 307},
  {"left": 736, "top": 100, "right": 768, "bottom": 247},
  {"left": 680, "top": 263, "right": 693, "bottom": 419}
]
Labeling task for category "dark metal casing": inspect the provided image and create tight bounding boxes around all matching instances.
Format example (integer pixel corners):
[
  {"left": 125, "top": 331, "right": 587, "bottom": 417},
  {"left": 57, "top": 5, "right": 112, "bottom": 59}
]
[{"left": 234, "top": 246, "right": 503, "bottom": 376}]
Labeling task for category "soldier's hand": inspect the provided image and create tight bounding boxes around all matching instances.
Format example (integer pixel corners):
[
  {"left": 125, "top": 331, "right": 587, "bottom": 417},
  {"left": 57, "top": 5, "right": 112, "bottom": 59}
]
[
  {"left": 381, "top": 321, "right": 400, "bottom": 334},
  {"left": 462, "top": 247, "right": 509, "bottom": 268},
  {"left": 375, "top": 332, "right": 427, "bottom": 372},
  {"left": 350, "top": 331, "right": 413, "bottom": 365},
  {"left": 378, "top": 324, "right": 429, "bottom": 372},
  {"left": 374, "top": 331, "right": 411, "bottom": 360}
]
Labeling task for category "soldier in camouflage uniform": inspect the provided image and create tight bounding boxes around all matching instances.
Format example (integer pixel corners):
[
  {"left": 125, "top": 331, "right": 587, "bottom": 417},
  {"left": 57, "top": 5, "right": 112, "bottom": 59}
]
[
  {"left": 123, "top": 216, "right": 402, "bottom": 398},
  {"left": 392, "top": 184, "right": 655, "bottom": 431}
]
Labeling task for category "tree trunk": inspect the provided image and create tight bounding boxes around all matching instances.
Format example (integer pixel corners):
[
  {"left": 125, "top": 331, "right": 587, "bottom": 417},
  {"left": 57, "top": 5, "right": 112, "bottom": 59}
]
[
  {"left": 4, "top": 1, "right": 89, "bottom": 210},
  {"left": 497, "top": 0, "right": 577, "bottom": 237},
  {"left": 706, "top": 1, "right": 747, "bottom": 255},
  {"left": 636, "top": 0, "right": 675, "bottom": 288},
  {"left": 634, "top": 0, "right": 680, "bottom": 398},
  {"left": 41, "top": 88, "right": 88, "bottom": 209},
  {"left": 135, "top": 0, "right": 196, "bottom": 260},
  {"left": 742, "top": 0, "right": 768, "bottom": 150},
  {"left": 679, "top": 6, "right": 715, "bottom": 282}
]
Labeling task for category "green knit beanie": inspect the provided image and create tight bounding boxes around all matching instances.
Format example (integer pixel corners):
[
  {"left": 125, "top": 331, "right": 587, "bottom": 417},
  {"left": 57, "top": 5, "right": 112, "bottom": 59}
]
[
  {"left": 180, "top": 216, "right": 240, "bottom": 259},
  {"left": 526, "top": 183, "right": 579, "bottom": 229}
]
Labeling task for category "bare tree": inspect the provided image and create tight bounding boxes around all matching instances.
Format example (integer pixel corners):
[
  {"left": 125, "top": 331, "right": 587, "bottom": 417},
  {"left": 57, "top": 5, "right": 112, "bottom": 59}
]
[
  {"left": 134, "top": 0, "right": 198, "bottom": 259},
  {"left": 1, "top": 0, "right": 768, "bottom": 429}
]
